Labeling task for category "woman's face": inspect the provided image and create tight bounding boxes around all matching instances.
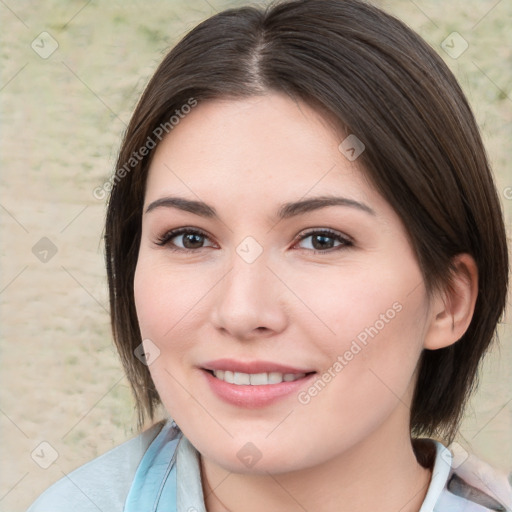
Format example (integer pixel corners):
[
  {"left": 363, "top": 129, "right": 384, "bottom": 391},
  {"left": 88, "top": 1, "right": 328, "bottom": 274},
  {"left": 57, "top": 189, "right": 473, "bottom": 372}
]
[{"left": 134, "top": 92, "right": 433, "bottom": 473}]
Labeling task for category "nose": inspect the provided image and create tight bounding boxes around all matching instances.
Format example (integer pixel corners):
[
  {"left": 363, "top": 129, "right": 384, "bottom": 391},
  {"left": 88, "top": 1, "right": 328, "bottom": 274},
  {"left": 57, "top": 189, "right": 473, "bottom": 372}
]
[{"left": 211, "top": 250, "right": 288, "bottom": 341}]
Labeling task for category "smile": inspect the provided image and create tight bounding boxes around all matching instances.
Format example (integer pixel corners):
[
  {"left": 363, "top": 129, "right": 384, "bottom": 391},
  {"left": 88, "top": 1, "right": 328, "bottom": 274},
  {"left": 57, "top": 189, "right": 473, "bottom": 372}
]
[
  {"left": 211, "top": 370, "right": 307, "bottom": 385},
  {"left": 200, "top": 360, "right": 317, "bottom": 408}
]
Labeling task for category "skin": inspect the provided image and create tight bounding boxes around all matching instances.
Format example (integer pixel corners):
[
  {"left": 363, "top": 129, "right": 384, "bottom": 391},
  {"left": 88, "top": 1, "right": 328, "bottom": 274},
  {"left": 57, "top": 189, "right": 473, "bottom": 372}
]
[{"left": 134, "top": 92, "right": 478, "bottom": 512}]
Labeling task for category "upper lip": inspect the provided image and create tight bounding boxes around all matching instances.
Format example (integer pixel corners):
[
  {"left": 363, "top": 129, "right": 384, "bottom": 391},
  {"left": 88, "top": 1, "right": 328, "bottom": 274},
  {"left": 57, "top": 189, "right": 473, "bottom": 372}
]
[{"left": 202, "top": 358, "right": 316, "bottom": 374}]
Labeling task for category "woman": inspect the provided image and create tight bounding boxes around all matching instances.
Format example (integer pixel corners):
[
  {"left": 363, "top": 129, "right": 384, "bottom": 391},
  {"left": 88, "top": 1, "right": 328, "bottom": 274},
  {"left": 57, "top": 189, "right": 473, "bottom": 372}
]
[{"left": 27, "top": 0, "right": 511, "bottom": 510}]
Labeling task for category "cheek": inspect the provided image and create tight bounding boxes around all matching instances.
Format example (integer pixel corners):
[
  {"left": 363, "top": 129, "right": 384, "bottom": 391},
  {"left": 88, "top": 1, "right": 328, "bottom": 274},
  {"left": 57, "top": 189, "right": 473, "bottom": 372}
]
[
  {"left": 288, "top": 284, "right": 427, "bottom": 466},
  {"left": 133, "top": 257, "right": 203, "bottom": 415},
  {"left": 292, "top": 258, "right": 427, "bottom": 352},
  {"left": 134, "top": 261, "right": 164, "bottom": 341},
  {"left": 296, "top": 259, "right": 428, "bottom": 404},
  {"left": 134, "top": 255, "right": 208, "bottom": 341}
]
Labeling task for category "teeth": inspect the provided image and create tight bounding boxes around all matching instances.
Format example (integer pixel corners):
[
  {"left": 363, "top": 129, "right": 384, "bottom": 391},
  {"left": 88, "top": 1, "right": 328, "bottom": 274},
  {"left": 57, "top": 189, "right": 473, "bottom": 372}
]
[
  {"left": 268, "top": 372, "right": 283, "bottom": 384},
  {"left": 234, "top": 372, "right": 250, "bottom": 385},
  {"left": 249, "top": 373, "right": 268, "bottom": 385},
  {"left": 212, "top": 370, "right": 306, "bottom": 385}
]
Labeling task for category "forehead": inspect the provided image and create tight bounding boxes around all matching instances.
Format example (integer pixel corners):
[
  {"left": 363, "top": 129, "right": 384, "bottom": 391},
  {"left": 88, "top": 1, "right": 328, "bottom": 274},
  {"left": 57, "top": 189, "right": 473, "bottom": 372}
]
[{"left": 144, "top": 92, "right": 381, "bottom": 215}]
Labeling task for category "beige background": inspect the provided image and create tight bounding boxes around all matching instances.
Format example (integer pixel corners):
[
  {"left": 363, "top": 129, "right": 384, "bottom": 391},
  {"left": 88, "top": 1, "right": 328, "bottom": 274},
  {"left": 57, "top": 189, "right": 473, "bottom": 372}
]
[{"left": 1, "top": 1, "right": 510, "bottom": 510}]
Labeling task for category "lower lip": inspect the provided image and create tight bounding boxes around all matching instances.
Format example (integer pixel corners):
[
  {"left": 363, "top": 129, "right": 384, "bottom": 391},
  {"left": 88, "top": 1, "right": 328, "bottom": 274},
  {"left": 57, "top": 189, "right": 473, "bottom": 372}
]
[{"left": 202, "top": 370, "right": 316, "bottom": 408}]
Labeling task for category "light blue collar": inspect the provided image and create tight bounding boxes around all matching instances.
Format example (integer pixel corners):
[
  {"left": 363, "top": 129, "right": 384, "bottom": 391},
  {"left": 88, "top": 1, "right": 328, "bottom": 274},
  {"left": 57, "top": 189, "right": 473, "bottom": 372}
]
[
  {"left": 123, "top": 420, "right": 206, "bottom": 512},
  {"left": 123, "top": 420, "right": 179, "bottom": 511}
]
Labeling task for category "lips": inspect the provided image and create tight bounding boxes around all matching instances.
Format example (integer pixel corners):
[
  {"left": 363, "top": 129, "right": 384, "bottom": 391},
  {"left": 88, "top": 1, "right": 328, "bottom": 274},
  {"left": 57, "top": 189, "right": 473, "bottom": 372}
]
[
  {"left": 202, "top": 358, "right": 315, "bottom": 375},
  {"left": 200, "top": 358, "right": 317, "bottom": 408}
]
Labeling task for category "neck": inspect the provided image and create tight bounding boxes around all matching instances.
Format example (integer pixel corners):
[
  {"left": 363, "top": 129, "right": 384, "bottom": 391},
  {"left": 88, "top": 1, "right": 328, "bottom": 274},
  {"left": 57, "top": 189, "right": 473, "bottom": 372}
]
[{"left": 200, "top": 415, "right": 433, "bottom": 512}]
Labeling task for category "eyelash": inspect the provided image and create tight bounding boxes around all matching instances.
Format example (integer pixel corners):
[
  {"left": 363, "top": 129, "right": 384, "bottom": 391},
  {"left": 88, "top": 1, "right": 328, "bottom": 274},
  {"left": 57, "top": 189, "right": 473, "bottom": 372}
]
[{"left": 155, "top": 227, "right": 353, "bottom": 254}]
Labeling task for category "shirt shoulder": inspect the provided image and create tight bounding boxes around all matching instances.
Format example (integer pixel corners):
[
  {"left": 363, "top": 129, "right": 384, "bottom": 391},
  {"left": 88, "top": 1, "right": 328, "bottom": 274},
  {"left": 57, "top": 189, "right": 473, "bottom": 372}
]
[
  {"left": 435, "top": 473, "right": 511, "bottom": 511},
  {"left": 423, "top": 440, "right": 512, "bottom": 512},
  {"left": 25, "top": 420, "right": 169, "bottom": 512}
]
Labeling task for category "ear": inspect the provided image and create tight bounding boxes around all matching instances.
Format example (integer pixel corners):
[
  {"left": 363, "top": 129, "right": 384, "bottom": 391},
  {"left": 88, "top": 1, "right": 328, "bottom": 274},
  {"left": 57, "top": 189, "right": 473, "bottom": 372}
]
[{"left": 423, "top": 254, "right": 479, "bottom": 350}]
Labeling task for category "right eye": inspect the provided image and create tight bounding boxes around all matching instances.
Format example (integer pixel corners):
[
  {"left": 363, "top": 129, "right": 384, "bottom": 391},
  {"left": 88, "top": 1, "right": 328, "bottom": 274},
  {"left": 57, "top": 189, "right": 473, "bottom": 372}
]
[{"left": 155, "top": 228, "right": 217, "bottom": 252}]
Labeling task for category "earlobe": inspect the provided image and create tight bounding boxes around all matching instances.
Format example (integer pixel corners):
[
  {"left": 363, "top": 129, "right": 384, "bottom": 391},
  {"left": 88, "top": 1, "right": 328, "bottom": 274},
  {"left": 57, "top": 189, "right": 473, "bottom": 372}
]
[{"left": 423, "top": 254, "right": 479, "bottom": 350}]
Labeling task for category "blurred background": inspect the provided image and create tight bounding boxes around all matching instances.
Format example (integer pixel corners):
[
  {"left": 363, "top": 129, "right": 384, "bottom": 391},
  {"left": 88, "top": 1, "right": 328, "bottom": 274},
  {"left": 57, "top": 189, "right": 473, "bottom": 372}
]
[{"left": 0, "top": 0, "right": 510, "bottom": 510}]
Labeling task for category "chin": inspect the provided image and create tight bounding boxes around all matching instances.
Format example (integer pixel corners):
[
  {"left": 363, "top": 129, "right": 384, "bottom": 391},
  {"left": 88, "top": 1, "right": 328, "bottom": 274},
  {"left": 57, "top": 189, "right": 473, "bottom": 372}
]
[{"left": 195, "top": 435, "right": 315, "bottom": 475}]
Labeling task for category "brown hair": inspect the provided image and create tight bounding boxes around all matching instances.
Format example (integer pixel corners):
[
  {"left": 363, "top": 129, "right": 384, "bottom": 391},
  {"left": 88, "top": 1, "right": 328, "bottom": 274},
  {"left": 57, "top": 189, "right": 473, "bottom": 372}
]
[{"left": 105, "top": 0, "right": 509, "bottom": 444}]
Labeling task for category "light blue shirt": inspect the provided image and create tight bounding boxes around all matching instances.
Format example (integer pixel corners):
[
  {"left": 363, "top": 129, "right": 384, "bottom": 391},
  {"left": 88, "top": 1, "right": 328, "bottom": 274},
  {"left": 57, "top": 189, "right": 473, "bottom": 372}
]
[{"left": 26, "top": 419, "right": 511, "bottom": 512}]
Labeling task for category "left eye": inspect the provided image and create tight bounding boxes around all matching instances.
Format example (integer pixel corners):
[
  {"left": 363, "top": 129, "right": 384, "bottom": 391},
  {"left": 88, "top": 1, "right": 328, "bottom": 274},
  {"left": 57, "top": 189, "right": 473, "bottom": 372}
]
[{"left": 294, "top": 230, "right": 352, "bottom": 252}]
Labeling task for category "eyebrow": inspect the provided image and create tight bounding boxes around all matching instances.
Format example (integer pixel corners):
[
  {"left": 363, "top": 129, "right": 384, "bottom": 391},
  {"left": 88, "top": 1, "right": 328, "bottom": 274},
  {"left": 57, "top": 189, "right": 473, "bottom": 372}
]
[{"left": 145, "top": 195, "right": 376, "bottom": 219}]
